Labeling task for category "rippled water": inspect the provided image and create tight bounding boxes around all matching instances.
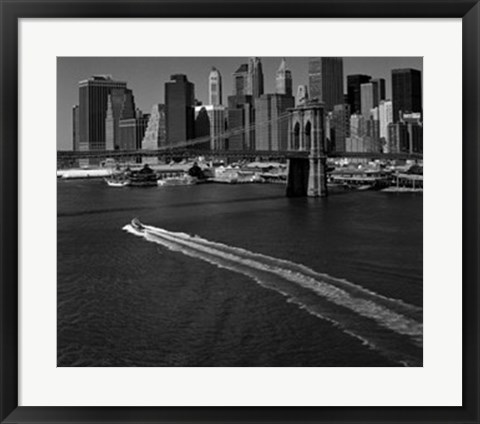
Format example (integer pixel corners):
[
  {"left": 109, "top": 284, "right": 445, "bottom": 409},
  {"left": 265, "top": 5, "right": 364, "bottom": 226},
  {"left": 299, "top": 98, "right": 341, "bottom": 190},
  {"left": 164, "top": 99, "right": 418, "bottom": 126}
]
[{"left": 57, "top": 180, "right": 422, "bottom": 367}]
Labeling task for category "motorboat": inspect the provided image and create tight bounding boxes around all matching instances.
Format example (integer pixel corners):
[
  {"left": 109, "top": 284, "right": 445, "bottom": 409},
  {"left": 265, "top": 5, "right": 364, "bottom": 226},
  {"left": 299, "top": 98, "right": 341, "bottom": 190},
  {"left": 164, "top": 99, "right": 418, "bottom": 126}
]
[{"left": 131, "top": 218, "right": 145, "bottom": 232}]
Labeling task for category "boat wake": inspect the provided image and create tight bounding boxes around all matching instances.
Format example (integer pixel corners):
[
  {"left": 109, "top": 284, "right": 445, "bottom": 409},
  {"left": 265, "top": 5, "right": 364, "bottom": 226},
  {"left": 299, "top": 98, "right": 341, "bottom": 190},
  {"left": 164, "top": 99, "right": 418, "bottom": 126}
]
[{"left": 123, "top": 222, "right": 423, "bottom": 366}]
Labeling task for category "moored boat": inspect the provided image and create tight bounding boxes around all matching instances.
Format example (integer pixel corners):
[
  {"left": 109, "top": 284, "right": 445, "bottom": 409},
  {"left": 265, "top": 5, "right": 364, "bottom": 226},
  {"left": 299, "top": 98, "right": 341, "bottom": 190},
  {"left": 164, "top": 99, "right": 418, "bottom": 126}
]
[
  {"left": 157, "top": 175, "right": 197, "bottom": 186},
  {"left": 105, "top": 178, "right": 130, "bottom": 187}
]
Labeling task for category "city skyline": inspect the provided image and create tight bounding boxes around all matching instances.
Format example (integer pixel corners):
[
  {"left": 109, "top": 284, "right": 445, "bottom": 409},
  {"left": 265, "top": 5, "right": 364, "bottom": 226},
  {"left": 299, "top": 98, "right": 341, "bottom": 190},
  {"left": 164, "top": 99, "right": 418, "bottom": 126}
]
[{"left": 57, "top": 56, "right": 422, "bottom": 150}]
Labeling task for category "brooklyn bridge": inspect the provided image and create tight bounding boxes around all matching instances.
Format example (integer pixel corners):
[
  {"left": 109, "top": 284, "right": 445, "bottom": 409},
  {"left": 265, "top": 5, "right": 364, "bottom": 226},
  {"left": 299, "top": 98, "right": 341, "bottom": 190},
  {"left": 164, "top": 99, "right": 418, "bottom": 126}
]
[{"left": 58, "top": 103, "right": 422, "bottom": 197}]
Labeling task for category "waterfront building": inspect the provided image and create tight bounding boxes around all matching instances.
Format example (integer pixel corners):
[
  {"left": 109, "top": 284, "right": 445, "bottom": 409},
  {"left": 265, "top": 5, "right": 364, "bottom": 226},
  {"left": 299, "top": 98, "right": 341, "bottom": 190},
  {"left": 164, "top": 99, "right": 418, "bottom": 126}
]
[
  {"left": 347, "top": 74, "right": 371, "bottom": 114},
  {"left": 227, "top": 94, "right": 255, "bottom": 150},
  {"left": 208, "top": 67, "right": 223, "bottom": 106},
  {"left": 296, "top": 85, "right": 309, "bottom": 105},
  {"left": 141, "top": 104, "right": 166, "bottom": 150},
  {"left": 72, "top": 105, "right": 79, "bottom": 151},
  {"left": 105, "top": 88, "right": 136, "bottom": 150},
  {"left": 330, "top": 103, "right": 351, "bottom": 152},
  {"left": 194, "top": 107, "right": 211, "bottom": 150},
  {"left": 379, "top": 100, "right": 393, "bottom": 152},
  {"left": 255, "top": 93, "right": 295, "bottom": 151},
  {"left": 118, "top": 112, "right": 149, "bottom": 151},
  {"left": 78, "top": 75, "right": 131, "bottom": 151},
  {"left": 345, "top": 113, "right": 380, "bottom": 153},
  {"left": 275, "top": 58, "right": 293, "bottom": 97},
  {"left": 308, "top": 57, "right": 344, "bottom": 111},
  {"left": 366, "top": 110, "right": 382, "bottom": 153},
  {"left": 408, "top": 121, "right": 423, "bottom": 154},
  {"left": 388, "top": 122, "right": 409, "bottom": 153},
  {"left": 194, "top": 105, "right": 227, "bottom": 150},
  {"left": 165, "top": 74, "right": 195, "bottom": 146},
  {"left": 392, "top": 68, "right": 422, "bottom": 121},
  {"left": 346, "top": 113, "right": 366, "bottom": 152}
]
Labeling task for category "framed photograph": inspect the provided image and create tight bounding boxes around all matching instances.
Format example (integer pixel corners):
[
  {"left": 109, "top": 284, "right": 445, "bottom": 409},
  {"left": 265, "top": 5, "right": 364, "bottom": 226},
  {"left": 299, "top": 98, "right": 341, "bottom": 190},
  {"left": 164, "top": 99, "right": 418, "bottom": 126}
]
[{"left": 1, "top": 0, "right": 478, "bottom": 423}]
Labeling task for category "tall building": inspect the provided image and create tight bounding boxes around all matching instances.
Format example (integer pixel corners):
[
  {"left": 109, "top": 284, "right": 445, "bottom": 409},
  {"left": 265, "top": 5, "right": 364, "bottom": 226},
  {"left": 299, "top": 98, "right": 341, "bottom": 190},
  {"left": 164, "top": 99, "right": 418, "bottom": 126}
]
[
  {"left": 360, "top": 82, "right": 379, "bottom": 119},
  {"left": 141, "top": 104, "right": 166, "bottom": 150},
  {"left": 105, "top": 88, "right": 136, "bottom": 150},
  {"left": 72, "top": 105, "right": 79, "bottom": 151},
  {"left": 194, "top": 105, "right": 227, "bottom": 150},
  {"left": 209, "top": 67, "right": 222, "bottom": 105},
  {"left": 233, "top": 63, "right": 249, "bottom": 96},
  {"left": 227, "top": 95, "right": 255, "bottom": 150},
  {"left": 388, "top": 122, "right": 409, "bottom": 153},
  {"left": 330, "top": 104, "right": 351, "bottom": 152},
  {"left": 248, "top": 57, "right": 264, "bottom": 98},
  {"left": 371, "top": 78, "right": 386, "bottom": 104},
  {"left": 366, "top": 108, "right": 381, "bottom": 153},
  {"left": 347, "top": 74, "right": 371, "bottom": 115},
  {"left": 346, "top": 114, "right": 366, "bottom": 152},
  {"left": 308, "top": 57, "right": 344, "bottom": 111},
  {"left": 388, "top": 113, "right": 422, "bottom": 154},
  {"left": 78, "top": 75, "right": 129, "bottom": 151},
  {"left": 233, "top": 58, "right": 264, "bottom": 98},
  {"left": 275, "top": 58, "right": 293, "bottom": 97},
  {"left": 392, "top": 68, "right": 422, "bottom": 122},
  {"left": 118, "top": 111, "right": 149, "bottom": 151},
  {"left": 379, "top": 100, "right": 393, "bottom": 152},
  {"left": 165, "top": 74, "right": 195, "bottom": 146},
  {"left": 255, "top": 93, "right": 295, "bottom": 151}
]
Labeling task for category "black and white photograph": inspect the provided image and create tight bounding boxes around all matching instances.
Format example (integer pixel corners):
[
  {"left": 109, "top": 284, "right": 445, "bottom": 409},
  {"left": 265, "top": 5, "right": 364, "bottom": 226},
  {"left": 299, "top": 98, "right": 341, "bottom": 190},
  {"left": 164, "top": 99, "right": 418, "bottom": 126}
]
[{"left": 57, "top": 56, "right": 423, "bottom": 368}]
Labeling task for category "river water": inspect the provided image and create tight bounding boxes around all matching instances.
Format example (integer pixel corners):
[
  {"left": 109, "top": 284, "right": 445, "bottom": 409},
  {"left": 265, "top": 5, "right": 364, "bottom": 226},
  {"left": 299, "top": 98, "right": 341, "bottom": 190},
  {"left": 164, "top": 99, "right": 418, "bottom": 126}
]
[{"left": 57, "top": 180, "right": 422, "bottom": 367}]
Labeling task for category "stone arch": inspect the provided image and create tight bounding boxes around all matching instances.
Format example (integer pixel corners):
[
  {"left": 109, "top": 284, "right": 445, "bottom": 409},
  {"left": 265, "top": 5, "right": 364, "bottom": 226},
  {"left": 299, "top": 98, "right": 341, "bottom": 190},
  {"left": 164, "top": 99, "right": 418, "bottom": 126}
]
[
  {"left": 293, "top": 122, "right": 301, "bottom": 150},
  {"left": 304, "top": 120, "right": 312, "bottom": 152}
]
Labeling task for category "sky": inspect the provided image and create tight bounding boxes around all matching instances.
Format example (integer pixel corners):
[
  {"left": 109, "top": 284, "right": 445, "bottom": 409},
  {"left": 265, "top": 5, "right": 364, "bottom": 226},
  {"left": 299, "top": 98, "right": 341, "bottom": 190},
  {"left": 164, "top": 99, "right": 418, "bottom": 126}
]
[{"left": 57, "top": 57, "right": 422, "bottom": 150}]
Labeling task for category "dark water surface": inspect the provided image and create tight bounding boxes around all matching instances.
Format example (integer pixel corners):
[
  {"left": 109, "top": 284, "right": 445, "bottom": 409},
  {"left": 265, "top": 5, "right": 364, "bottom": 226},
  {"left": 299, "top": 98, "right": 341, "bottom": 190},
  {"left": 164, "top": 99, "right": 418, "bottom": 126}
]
[{"left": 57, "top": 180, "right": 422, "bottom": 367}]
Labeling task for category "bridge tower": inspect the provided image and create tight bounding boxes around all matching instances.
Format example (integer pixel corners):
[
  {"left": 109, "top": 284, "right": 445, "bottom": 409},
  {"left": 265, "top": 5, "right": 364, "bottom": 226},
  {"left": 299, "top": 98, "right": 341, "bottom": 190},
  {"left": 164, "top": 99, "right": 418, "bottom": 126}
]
[{"left": 287, "top": 101, "right": 327, "bottom": 197}]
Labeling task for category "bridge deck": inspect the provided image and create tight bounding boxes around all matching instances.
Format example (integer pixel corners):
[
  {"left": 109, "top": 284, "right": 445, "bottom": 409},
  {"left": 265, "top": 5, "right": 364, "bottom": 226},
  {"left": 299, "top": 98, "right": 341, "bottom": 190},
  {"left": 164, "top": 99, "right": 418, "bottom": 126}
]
[{"left": 57, "top": 149, "right": 422, "bottom": 161}]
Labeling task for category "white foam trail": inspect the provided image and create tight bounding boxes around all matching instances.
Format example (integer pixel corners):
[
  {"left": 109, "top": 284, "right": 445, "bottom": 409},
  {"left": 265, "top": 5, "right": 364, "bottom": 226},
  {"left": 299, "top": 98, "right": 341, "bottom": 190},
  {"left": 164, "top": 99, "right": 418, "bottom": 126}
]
[{"left": 124, "top": 223, "right": 423, "bottom": 365}]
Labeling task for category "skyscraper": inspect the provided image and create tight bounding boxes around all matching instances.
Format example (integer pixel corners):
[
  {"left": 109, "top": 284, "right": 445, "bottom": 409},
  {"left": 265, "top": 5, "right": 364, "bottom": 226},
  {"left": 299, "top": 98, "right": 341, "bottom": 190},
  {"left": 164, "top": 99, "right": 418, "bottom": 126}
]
[
  {"left": 72, "top": 105, "right": 79, "bottom": 151},
  {"left": 308, "top": 57, "right": 344, "bottom": 111},
  {"left": 248, "top": 57, "right": 264, "bottom": 98},
  {"left": 330, "top": 104, "right": 351, "bottom": 152},
  {"left": 118, "top": 110, "right": 149, "bottom": 151},
  {"left": 347, "top": 74, "right": 371, "bottom": 115},
  {"left": 141, "top": 104, "right": 166, "bottom": 150},
  {"left": 255, "top": 94, "right": 294, "bottom": 151},
  {"left": 392, "top": 68, "right": 422, "bottom": 122},
  {"left": 371, "top": 78, "right": 386, "bottom": 104},
  {"left": 275, "top": 58, "right": 293, "bottom": 97},
  {"left": 105, "top": 88, "right": 136, "bottom": 150},
  {"left": 165, "top": 74, "right": 195, "bottom": 145},
  {"left": 379, "top": 100, "right": 393, "bottom": 152},
  {"left": 78, "top": 75, "right": 129, "bottom": 151},
  {"left": 233, "top": 58, "right": 264, "bottom": 98},
  {"left": 360, "top": 82, "right": 379, "bottom": 119},
  {"left": 208, "top": 67, "right": 222, "bottom": 105},
  {"left": 194, "top": 105, "right": 227, "bottom": 150},
  {"left": 233, "top": 63, "right": 249, "bottom": 96},
  {"left": 227, "top": 95, "right": 254, "bottom": 150}
]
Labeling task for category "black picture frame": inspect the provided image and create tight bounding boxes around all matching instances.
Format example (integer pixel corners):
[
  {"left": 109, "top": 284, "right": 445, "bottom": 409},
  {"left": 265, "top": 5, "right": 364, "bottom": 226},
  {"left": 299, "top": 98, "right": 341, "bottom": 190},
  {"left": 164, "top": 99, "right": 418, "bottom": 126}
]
[{"left": 1, "top": 0, "right": 478, "bottom": 423}]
